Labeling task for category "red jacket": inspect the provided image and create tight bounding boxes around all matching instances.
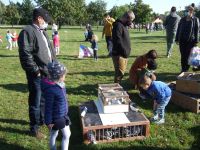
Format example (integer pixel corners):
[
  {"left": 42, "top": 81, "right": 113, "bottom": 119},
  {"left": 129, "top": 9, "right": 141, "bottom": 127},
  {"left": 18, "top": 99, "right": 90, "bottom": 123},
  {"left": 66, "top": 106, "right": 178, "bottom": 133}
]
[{"left": 53, "top": 35, "right": 60, "bottom": 47}]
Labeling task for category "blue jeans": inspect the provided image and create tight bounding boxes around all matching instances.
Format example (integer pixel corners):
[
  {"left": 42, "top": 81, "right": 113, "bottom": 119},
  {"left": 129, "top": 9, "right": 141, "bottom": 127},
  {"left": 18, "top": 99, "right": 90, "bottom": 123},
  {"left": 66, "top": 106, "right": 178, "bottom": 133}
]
[
  {"left": 154, "top": 96, "right": 171, "bottom": 119},
  {"left": 26, "top": 72, "right": 45, "bottom": 132}
]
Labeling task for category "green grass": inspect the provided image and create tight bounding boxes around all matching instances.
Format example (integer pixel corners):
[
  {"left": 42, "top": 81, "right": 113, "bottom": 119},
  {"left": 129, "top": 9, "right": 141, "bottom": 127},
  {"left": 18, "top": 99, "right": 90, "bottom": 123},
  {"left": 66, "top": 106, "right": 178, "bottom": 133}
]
[{"left": 0, "top": 26, "right": 199, "bottom": 150}]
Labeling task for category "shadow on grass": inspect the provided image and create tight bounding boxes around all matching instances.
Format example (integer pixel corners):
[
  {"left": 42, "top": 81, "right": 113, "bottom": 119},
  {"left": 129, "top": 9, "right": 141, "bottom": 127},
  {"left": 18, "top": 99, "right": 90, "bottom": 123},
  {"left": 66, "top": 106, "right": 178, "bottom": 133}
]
[
  {"left": 58, "top": 55, "right": 84, "bottom": 60},
  {"left": 70, "top": 71, "right": 114, "bottom": 77},
  {"left": 68, "top": 105, "right": 83, "bottom": 146},
  {"left": 0, "top": 126, "right": 30, "bottom": 135},
  {"left": 0, "top": 54, "right": 19, "bottom": 58},
  {"left": 67, "top": 84, "right": 98, "bottom": 96},
  {"left": 134, "top": 35, "right": 165, "bottom": 41},
  {"left": 189, "top": 125, "right": 200, "bottom": 150},
  {"left": 155, "top": 72, "right": 178, "bottom": 82},
  {"left": 0, "top": 138, "right": 29, "bottom": 150},
  {"left": 0, "top": 83, "right": 27, "bottom": 93},
  {"left": 0, "top": 118, "right": 28, "bottom": 125},
  {"left": 134, "top": 41, "right": 165, "bottom": 44}
]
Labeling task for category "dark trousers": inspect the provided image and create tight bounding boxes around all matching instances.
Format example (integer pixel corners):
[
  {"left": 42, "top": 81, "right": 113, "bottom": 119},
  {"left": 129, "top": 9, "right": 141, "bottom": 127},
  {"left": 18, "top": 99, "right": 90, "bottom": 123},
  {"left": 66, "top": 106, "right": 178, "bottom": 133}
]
[
  {"left": 179, "top": 42, "right": 194, "bottom": 72},
  {"left": 105, "top": 36, "right": 112, "bottom": 54},
  {"left": 93, "top": 50, "right": 97, "bottom": 60},
  {"left": 26, "top": 72, "right": 45, "bottom": 132}
]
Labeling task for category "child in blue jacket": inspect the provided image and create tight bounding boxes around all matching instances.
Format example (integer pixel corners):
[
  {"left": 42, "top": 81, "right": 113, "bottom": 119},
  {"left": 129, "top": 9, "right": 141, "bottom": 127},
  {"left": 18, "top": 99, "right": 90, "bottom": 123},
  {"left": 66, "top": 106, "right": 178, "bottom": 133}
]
[
  {"left": 91, "top": 34, "right": 98, "bottom": 61},
  {"left": 139, "top": 75, "right": 171, "bottom": 124},
  {"left": 41, "top": 61, "right": 71, "bottom": 150}
]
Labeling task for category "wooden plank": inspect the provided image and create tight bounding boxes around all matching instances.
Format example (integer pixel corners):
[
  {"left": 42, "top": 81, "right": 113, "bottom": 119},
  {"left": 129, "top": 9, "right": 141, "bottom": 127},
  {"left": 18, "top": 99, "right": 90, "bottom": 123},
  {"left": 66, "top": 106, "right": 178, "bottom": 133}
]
[
  {"left": 176, "top": 72, "right": 200, "bottom": 94},
  {"left": 171, "top": 90, "right": 200, "bottom": 113}
]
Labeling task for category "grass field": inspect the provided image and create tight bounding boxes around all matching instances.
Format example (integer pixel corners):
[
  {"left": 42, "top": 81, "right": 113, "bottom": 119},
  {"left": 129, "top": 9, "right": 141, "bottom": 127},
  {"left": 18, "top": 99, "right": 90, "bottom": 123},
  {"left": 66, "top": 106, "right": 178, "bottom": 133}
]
[{"left": 0, "top": 26, "right": 199, "bottom": 150}]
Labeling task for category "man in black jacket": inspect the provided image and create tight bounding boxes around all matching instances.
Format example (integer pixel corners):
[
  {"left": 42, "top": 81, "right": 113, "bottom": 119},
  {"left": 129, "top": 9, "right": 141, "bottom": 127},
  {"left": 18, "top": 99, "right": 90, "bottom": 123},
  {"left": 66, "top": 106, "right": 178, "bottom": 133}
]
[
  {"left": 18, "top": 8, "right": 55, "bottom": 139},
  {"left": 112, "top": 11, "right": 135, "bottom": 83},
  {"left": 175, "top": 4, "right": 199, "bottom": 72}
]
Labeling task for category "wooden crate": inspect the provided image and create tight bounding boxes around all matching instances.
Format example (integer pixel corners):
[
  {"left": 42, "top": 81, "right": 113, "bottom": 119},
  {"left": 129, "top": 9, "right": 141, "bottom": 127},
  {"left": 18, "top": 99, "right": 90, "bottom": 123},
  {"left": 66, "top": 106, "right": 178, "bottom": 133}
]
[
  {"left": 98, "top": 83, "right": 130, "bottom": 113},
  {"left": 176, "top": 72, "right": 200, "bottom": 94},
  {"left": 79, "top": 101, "right": 150, "bottom": 144},
  {"left": 98, "top": 98, "right": 130, "bottom": 113},
  {"left": 98, "top": 83, "right": 123, "bottom": 91},
  {"left": 171, "top": 90, "right": 200, "bottom": 113}
]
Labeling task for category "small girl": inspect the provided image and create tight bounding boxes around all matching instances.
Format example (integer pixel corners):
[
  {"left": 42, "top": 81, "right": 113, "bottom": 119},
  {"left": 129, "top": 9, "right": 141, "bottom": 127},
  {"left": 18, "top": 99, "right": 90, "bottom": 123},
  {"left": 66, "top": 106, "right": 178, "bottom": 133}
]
[
  {"left": 6, "top": 30, "right": 14, "bottom": 50},
  {"left": 12, "top": 31, "right": 18, "bottom": 48},
  {"left": 91, "top": 34, "right": 98, "bottom": 61},
  {"left": 53, "top": 31, "right": 60, "bottom": 55},
  {"left": 41, "top": 61, "right": 71, "bottom": 150},
  {"left": 139, "top": 75, "right": 171, "bottom": 124}
]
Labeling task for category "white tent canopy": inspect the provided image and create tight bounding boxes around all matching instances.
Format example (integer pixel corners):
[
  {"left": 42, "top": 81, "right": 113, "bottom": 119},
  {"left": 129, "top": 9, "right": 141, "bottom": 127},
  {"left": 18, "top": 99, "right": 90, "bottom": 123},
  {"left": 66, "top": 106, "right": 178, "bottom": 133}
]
[{"left": 153, "top": 18, "right": 163, "bottom": 24}]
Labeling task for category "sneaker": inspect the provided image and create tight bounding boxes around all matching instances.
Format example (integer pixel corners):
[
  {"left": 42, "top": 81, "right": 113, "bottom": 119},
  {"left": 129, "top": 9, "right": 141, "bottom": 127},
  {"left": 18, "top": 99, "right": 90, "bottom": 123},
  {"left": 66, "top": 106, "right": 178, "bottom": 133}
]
[
  {"left": 30, "top": 130, "right": 46, "bottom": 139},
  {"left": 167, "top": 53, "right": 171, "bottom": 58},
  {"left": 155, "top": 118, "right": 165, "bottom": 124},
  {"left": 150, "top": 114, "right": 158, "bottom": 122}
]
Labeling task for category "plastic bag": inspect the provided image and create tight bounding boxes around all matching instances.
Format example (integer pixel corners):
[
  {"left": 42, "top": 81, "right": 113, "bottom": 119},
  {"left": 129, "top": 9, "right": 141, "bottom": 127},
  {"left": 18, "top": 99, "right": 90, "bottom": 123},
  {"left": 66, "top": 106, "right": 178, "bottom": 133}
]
[{"left": 188, "top": 46, "right": 200, "bottom": 66}]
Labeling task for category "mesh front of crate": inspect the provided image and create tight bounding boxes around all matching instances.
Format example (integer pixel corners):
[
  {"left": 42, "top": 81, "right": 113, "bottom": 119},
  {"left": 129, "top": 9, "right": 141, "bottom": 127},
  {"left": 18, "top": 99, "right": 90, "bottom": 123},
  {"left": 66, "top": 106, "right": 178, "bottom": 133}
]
[
  {"left": 95, "top": 125, "right": 144, "bottom": 141},
  {"left": 80, "top": 101, "right": 150, "bottom": 144},
  {"left": 84, "top": 123, "right": 149, "bottom": 144}
]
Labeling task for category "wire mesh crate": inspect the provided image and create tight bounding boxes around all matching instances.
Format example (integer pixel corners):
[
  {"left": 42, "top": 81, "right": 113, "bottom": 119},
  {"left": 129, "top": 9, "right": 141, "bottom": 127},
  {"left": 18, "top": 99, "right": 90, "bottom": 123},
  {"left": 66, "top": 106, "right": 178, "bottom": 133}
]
[
  {"left": 98, "top": 83, "right": 130, "bottom": 113},
  {"left": 79, "top": 101, "right": 150, "bottom": 144}
]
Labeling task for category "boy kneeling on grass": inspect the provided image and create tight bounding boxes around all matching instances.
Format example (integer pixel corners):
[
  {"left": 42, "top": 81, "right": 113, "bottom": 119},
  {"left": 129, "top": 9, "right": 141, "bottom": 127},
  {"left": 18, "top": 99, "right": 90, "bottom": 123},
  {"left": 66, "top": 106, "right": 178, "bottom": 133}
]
[
  {"left": 41, "top": 61, "right": 71, "bottom": 150},
  {"left": 139, "top": 75, "right": 172, "bottom": 124}
]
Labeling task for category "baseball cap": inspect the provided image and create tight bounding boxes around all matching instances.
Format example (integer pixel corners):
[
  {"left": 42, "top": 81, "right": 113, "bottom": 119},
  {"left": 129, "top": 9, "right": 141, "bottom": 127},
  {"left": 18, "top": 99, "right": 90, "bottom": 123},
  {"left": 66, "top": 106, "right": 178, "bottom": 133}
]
[
  {"left": 47, "top": 61, "right": 66, "bottom": 80},
  {"left": 33, "top": 8, "right": 52, "bottom": 23}
]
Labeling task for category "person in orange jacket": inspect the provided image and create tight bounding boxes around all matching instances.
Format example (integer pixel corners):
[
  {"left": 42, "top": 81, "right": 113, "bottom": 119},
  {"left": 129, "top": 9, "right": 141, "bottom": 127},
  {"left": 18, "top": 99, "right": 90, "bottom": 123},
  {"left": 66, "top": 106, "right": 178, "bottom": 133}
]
[{"left": 102, "top": 13, "right": 115, "bottom": 56}]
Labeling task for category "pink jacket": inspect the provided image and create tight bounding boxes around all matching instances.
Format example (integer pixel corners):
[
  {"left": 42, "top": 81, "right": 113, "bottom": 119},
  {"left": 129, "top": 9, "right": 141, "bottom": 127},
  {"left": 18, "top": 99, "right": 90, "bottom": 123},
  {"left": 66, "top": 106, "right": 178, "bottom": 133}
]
[{"left": 53, "top": 35, "right": 60, "bottom": 47}]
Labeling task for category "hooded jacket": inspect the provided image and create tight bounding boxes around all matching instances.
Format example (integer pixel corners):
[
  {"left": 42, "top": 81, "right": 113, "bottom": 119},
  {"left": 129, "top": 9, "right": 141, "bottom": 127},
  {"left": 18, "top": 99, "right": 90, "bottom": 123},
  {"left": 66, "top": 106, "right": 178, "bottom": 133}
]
[
  {"left": 164, "top": 12, "right": 181, "bottom": 33},
  {"left": 41, "top": 78, "right": 69, "bottom": 125},
  {"left": 112, "top": 19, "right": 131, "bottom": 58}
]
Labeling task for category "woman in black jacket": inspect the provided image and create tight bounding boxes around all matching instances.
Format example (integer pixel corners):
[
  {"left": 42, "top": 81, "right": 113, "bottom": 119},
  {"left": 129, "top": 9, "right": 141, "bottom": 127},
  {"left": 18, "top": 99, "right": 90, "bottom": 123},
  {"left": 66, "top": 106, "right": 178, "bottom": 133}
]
[{"left": 175, "top": 4, "right": 199, "bottom": 72}]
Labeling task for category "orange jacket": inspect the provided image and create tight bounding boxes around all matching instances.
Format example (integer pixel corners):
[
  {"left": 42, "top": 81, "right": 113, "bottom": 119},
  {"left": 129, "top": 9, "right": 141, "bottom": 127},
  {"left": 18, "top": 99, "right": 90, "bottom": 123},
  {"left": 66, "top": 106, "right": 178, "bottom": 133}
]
[
  {"left": 102, "top": 18, "right": 115, "bottom": 37},
  {"left": 129, "top": 54, "right": 148, "bottom": 86}
]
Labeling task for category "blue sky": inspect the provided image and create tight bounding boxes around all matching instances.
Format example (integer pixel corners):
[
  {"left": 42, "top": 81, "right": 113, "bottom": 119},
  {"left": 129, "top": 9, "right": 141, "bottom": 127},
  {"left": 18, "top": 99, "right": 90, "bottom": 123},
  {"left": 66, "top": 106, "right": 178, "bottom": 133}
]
[
  {"left": 2, "top": 0, "right": 200, "bottom": 14},
  {"left": 86, "top": 0, "right": 200, "bottom": 14}
]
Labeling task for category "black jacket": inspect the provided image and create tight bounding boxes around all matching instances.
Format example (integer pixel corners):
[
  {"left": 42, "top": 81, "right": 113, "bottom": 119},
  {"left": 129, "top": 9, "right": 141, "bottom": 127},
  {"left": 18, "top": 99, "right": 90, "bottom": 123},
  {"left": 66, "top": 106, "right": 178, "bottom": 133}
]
[
  {"left": 112, "top": 19, "right": 131, "bottom": 58},
  {"left": 18, "top": 25, "right": 56, "bottom": 76},
  {"left": 175, "top": 16, "right": 199, "bottom": 43}
]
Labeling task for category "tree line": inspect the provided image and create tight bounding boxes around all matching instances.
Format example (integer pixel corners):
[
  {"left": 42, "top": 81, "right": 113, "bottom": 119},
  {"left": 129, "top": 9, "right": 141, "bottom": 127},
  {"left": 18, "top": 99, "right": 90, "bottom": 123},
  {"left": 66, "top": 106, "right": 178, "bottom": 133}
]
[{"left": 0, "top": 0, "right": 199, "bottom": 28}]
